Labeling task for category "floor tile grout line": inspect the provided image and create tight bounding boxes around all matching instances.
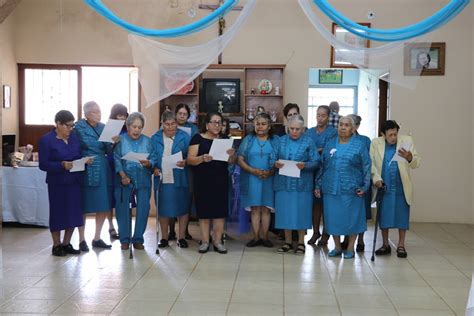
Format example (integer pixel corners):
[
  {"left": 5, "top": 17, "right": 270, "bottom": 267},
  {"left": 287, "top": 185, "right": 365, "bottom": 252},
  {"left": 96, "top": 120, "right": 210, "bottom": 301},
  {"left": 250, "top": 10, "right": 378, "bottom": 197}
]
[
  {"left": 101, "top": 249, "right": 163, "bottom": 315},
  {"left": 403, "top": 224, "right": 466, "bottom": 314},
  {"left": 436, "top": 223, "right": 473, "bottom": 278},
  {"left": 167, "top": 251, "right": 204, "bottom": 315},
  {"left": 361, "top": 250, "right": 401, "bottom": 316},
  {"left": 320, "top": 248, "right": 343, "bottom": 316},
  {"left": 224, "top": 245, "right": 246, "bottom": 315}
]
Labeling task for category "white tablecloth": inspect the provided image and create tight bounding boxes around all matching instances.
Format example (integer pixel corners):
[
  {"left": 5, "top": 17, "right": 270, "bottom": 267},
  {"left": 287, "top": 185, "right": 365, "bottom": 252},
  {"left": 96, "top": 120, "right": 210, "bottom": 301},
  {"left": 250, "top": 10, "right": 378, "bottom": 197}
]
[{"left": 1, "top": 166, "right": 49, "bottom": 227}]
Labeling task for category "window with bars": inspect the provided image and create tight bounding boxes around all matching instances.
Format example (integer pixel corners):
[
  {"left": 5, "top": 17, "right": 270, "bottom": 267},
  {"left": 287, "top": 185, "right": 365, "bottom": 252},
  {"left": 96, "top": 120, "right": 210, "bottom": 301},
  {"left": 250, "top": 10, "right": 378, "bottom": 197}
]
[{"left": 307, "top": 86, "right": 358, "bottom": 128}]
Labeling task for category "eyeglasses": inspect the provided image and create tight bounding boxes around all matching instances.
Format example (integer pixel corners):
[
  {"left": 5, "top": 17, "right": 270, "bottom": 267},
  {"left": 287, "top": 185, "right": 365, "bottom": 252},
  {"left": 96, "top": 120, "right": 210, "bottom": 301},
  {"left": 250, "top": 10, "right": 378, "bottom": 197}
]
[
  {"left": 287, "top": 112, "right": 298, "bottom": 117},
  {"left": 62, "top": 123, "right": 75, "bottom": 129},
  {"left": 208, "top": 120, "right": 222, "bottom": 126}
]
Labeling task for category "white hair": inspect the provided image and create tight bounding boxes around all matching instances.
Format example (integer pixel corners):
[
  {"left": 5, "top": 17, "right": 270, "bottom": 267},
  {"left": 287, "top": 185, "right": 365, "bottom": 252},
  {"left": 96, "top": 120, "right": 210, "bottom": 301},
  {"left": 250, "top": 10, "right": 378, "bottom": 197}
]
[
  {"left": 339, "top": 115, "right": 355, "bottom": 128},
  {"left": 127, "top": 112, "right": 146, "bottom": 127},
  {"left": 288, "top": 114, "right": 305, "bottom": 126},
  {"left": 83, "top": 101, "right": 99, "bottom": 116}
]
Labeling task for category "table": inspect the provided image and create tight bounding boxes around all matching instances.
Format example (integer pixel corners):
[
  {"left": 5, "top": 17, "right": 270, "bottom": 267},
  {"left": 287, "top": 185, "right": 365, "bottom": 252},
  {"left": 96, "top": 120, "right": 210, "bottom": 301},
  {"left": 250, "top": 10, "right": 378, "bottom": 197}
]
[{"left": 1, "top": 166, "right": 49, "bottom": 227}]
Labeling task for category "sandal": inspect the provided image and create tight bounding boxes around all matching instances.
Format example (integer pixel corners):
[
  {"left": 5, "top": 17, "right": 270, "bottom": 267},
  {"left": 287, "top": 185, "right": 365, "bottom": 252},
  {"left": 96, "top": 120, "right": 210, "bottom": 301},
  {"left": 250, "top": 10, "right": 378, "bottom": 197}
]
[
  {"left": 307, "top": 232, "right": 321, "bottom": 245},
  {"left": 295, "top": 243, "right": 306, "bottom": 255},
  {"left": 109, "top": 228, "right": 119, "bottom": 239},
  {"left": 375, "top": 245, "right": 391, "bottom": 256},
  {"left": 396, "top": 246, "right": 408, "bottom": 258},
  {"left": 356, "top": 244, "right": 365, "bottom": 252},
  {"left": 277, "top": 243, "right": 293, "bottom": 253}
]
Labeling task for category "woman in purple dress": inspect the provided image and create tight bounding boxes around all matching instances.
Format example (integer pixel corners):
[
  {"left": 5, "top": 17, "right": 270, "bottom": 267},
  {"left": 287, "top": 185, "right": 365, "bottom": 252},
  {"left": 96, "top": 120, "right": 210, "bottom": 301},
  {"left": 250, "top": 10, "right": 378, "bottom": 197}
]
[{"left": 39, "top": 110, "right": 91, "bottom": 257}]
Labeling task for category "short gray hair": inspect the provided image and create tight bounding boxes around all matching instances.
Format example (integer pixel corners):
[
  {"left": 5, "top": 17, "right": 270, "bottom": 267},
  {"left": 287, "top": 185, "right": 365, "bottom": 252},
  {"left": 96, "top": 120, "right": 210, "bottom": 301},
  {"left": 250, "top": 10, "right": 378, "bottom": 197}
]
[
  {"left": 339, "top": 115, "right": 355, "bottom": 128},
  {"left": 161, "top": 110, "right": 176, "bottom": 123},
  {"left": 347, "top": 114, "right": 362, "bottom": 126},
  {"left": 329, "top": 101, "right": 340, "bottom": 112},
  {"left": 126, "top": 112, "right": 146, "bottom": 127},
  {"left": 83, "top": 101, "right": 99, "bottom": 116},
  {"left": 288, "top": 114, "right": 305, "bottom": 127}
]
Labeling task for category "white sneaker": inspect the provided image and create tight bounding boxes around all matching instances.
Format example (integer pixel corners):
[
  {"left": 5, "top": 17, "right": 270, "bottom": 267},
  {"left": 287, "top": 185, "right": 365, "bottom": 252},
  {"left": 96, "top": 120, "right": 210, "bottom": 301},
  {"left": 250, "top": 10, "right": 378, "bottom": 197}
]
[{"left": 198, "top": 242, "right": 210, "bottom": 253}]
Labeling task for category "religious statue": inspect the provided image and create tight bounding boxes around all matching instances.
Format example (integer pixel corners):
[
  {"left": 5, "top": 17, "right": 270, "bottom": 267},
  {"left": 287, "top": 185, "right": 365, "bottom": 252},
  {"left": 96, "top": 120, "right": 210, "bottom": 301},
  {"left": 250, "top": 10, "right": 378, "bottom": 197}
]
[{"left": 217, "top": 101, "right": 224, "bottom": 113}]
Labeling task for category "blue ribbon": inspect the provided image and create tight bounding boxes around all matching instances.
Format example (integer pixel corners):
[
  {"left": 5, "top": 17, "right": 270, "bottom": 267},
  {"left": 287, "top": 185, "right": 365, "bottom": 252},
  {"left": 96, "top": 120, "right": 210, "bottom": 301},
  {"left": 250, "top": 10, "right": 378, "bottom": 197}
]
[
  {"left": 84, "top": 0, "right": 240, "bottom": 37},
  {"left": 313, "top": 0, "right": 470, "bottom": 42}
]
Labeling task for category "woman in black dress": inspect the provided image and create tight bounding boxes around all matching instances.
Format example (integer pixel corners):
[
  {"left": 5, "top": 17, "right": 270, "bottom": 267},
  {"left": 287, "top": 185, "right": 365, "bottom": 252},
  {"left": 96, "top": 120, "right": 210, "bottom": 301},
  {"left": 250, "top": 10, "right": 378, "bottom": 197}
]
[{"left": 187, "top": 112, "right": 236, "bottom": 254}]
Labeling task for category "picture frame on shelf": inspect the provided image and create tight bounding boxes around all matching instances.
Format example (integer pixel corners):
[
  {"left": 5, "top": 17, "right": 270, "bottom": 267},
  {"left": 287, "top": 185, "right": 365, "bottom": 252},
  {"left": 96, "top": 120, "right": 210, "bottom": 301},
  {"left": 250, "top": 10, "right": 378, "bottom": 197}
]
[
  {"left": 3, "top": 85, "right": 11, "bottom": 109},
  {"left": 404, "top": 42, "right": 446, "bottom": 76},
  {"left": 319, "top": 69, "right": 343, "bottom": 84},
  {"left": 330, "top": 22, "right": 371, "bottom": 68}
]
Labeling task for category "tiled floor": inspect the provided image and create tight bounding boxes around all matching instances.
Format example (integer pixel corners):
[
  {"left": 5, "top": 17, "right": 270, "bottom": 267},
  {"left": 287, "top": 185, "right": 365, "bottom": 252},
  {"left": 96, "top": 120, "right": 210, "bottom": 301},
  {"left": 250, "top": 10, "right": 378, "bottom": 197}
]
[{"left": 0, "top": 219, "right": 472, "bottom": 315}]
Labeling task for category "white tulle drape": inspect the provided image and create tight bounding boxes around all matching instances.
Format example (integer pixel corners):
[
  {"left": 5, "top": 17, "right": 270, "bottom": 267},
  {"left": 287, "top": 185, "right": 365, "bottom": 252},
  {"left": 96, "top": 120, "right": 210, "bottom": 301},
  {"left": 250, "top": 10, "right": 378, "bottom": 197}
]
[
  {"left": 298, "top": 0, "right": 433, "bottom": 88},
  {"left": 128, "top": 0, "right": 256, "bottom": 108}
]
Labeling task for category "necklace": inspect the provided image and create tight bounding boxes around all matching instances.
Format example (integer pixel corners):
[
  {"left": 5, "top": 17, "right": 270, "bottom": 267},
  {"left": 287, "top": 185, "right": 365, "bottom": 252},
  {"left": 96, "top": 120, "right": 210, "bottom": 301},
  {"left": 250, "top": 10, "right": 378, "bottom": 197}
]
[{"left": 255, "top": 138, "right": 267, "bottom": 157}]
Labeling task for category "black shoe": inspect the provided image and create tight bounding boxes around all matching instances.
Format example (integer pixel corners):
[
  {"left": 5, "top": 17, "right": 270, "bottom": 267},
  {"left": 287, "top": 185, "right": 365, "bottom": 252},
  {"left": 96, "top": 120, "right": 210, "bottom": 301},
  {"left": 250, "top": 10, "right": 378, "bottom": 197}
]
[
  {"left": 341, "top": 238, "right": 349, "bottom": 250},
  {"left": 375, "top": 245, "right": 391, "bottom": 256},
  {"left": 92, "top": 239, "right": 112, "bottom": 249},
  {"left": 158, "top": 239, "right": 169, "bottom": 248},
  {"left": 79, "top": 240, "right": 89, "bottom": 252},
  {"left": 262, "top": 239, "right": 274, "bottom": 248},
  {"left": 52, "top": 245, "right": 66, "bottom": 257},
  {"left": 356, "top": 244, "right": 365, "bottom": 252},
  {"left": 63, "top": 244, "right": 80, "bottom": 254},
  {"left": 246, "top": 239, "right": 262, "bottom": 247},
  {"left": 168, "top": 231, "right": 177, "bottom": 241},
  {"left": 177, "top": 239, "right": 188, "bottom": 248}
]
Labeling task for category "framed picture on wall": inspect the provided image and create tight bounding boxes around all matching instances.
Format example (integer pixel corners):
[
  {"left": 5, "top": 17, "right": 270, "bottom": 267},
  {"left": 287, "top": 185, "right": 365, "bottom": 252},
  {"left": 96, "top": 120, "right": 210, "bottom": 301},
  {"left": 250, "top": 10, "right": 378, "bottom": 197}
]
[
  {"left": 319, "top": 69, "right": 343, "bottom": 84},
  {"left": 3, "top": 85, "right": 11, "bottom": 109},
  {"left": 330, "top": 23, "right": 371, "bottom": 68},
  {"left": 404, "top": 42, "right": 446, "bottom": 76}
]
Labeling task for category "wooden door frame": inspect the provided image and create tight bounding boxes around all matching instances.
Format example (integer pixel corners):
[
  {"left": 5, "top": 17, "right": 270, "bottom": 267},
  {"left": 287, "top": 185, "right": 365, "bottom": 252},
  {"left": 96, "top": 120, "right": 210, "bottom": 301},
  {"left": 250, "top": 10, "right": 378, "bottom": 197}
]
[
  {"left": 378, "top": 79, "right": 389, "bottom": 136},
  {"left": 18, "top": 64, "right": 83, "bottom": 149}
]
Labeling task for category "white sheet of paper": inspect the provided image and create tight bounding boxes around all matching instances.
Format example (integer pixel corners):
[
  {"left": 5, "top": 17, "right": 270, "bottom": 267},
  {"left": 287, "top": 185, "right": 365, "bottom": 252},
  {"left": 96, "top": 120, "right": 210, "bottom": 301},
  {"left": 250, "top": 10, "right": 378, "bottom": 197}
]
[
  {"left": 121, "top": 152, "right": 149, "bottom": 163},
  {"left": 70, "top": 156, "right": 95, "bottom": 172},
  {"left": 278, "top": 159, "right": 301, "bottom": 178},
  {"left": 178, "top": 126, "right": 192, "bottom": 136},
  {"left": 209, "top": 138, "right": 234, "bottom": 162},
  {"left": 391, "top": 141, "right": 412, "bottom": 163},
  {"left": 98, "top": 119, "right": 125, "bottom": 142},
  {"left": 162, "top": 151, "right": 184, "bottom": 172}
]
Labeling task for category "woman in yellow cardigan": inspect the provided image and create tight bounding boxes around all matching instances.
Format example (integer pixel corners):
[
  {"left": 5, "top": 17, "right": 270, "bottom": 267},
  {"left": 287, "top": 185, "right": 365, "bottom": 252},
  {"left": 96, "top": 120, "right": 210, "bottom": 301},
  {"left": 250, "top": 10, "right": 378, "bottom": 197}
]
[{"left": 370, "top": 120, "right": 421, "bottom": 258}]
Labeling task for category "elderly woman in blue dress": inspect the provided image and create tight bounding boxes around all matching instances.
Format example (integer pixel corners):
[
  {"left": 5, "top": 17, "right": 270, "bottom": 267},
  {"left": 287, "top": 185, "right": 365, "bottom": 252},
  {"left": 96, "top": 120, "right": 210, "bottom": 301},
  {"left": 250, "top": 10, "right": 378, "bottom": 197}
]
[
  {"left": 114, "top": 112, "right": 154, "bottom": 250},
  {"left": 151, "top": 111, "right": 191, "bottom": 249},
  {"left": 371, "top": 120, "right": 420, "bottom": 258},
  {"left": 306, "top": 105, "right": 337, "bottom": 246},
  {"left": 176, "top": 103, "right": 198, "bottom": 138},
  {"left": 238, "top": 113, "right": 279, "bottom": 248},
  {"left": 39, "top": 110, "right": 91, "bottom": 256},
  {"left": 274, "top": 115, "right": 320, "bottom": 255},
  {"left": 315, "top": 116, "right": 371, "bottom": 259},
  {"left": 75, "top": 101, "right": 118, "bottom": 251}
]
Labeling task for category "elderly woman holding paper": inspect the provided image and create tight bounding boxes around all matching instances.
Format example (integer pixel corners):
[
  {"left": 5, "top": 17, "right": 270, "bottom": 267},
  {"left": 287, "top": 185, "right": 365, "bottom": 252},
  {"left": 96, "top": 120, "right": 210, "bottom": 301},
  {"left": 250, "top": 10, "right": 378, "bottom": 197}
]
[
  {"left": 39, "top": 110, "right": 89, "bottom": 256},
  {"left": 371, "top": 120, "right": 420, "bottom": 258},
  {"left": 274, "top": 115, "right": 320, "bottom": 255},
  {"left": 151, "top": 111, "right": 191, "bottom": 249},
  {"left": 74, "top": 101, "right": 116, "bottom": 251},
  {"left": 187, "top": 112, "right": 236, "bottom": 254},
  {"left": 114, "top": 112, "right": 154, "bottom": 250},
  {"left": 314, "top": 116, "right": 371, "bottom": 259}
]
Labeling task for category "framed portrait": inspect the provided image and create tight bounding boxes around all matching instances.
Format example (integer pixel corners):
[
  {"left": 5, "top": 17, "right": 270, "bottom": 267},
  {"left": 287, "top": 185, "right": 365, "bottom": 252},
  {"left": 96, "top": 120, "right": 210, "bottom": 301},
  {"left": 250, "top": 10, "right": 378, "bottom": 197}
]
[
  {"left": 319, "top": 69, "right": 343, "bottom": 84},
  {"left": 404, "top": 42, "right": 446, "bottom": 76},
  {"left": 330, "top": 23, "right": 371, "bottom": 68},
  {"left": 3, "top": 85, "right": 11, "bottom": 109}
]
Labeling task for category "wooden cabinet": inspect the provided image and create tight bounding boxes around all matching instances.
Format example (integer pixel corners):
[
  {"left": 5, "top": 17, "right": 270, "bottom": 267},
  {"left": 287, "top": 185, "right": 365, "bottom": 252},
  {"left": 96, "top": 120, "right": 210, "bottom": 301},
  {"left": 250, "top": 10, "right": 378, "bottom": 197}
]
[{"left": 159, "top": 64, "right": 285, "bottom": 137}]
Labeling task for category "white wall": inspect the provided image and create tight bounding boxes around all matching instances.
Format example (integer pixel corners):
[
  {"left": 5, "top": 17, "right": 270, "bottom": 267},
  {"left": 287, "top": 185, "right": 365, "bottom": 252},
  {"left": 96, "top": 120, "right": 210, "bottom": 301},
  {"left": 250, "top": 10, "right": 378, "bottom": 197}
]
[
  {"left": 2, "top": 0, "right": 473, "bottom": 223},
  {"left": 0, "top": 13, "right": 18, "bottom": 139}
]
